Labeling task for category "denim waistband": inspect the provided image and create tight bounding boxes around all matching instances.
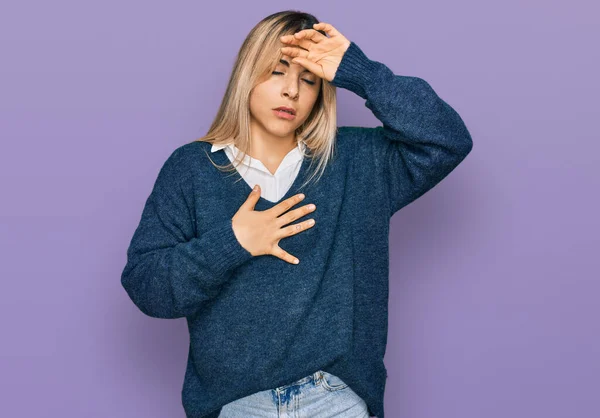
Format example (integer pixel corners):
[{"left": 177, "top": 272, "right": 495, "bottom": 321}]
[{"left": 273, "top": 370, "right": 322, "bottom": 391}]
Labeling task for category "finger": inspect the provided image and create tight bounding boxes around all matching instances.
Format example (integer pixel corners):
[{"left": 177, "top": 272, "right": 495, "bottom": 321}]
[
  {"left": 279, "top": 37, "right": 315, "bottom": 52},
  {"left": 242, "top": 184, "right": 261, "bottom": 210},
  {"left": 288, "top": 56, "right": 323, "bottom": 79},
  {"left": 268, "top": 193, "right": 305, "bottom": 217},
  {"left": 275, "top": 203, "right": 316, "bottom": 228},
  {"left": 279, "top": 47, "right": 322, "bottom": 77},
  {"left": 271, "top": 244, "right": 300, "bottom": 265},
  {"left": 312, "top": 22, "right": 340, "bottom": 38},
  {"left": 279, "top": 218, "right": 315, "bottom": 239},
  {"left": 280, "top": 46, "right": 309, "bottom": 59},
  {"left": 291, "top": 29, "right": 327, "bottom": 43}
]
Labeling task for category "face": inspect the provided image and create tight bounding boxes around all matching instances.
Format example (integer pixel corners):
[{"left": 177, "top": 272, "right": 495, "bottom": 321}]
[{"left": 249, "top": 54, "right": 322, "bottom": 139}]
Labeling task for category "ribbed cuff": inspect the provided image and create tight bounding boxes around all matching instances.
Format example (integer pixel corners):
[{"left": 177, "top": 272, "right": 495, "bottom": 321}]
[
  {"left": 330, "top": 41, "right": 381, "bottom": 99},
  {"left": 191, "top": 218, "right": 253, "bottom": 280}
]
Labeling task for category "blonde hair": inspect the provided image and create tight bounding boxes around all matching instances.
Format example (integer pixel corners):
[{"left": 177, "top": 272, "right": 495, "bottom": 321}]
[{"left": 194, "top": 10, "right": 338, "bottom": 192}]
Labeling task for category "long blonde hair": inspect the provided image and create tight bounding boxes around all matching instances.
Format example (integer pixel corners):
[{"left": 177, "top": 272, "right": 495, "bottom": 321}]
[{"left": 195, "top": 10, "right": 338, "bottom": 191}]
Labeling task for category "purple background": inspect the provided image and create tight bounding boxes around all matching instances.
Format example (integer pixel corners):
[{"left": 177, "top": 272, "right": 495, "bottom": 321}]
[{"left": 1, "top": 1, "right": 598, "bottom": 417}]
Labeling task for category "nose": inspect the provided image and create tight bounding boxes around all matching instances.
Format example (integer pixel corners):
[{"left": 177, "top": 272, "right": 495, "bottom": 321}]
[{"left": 282, "top": 82, "right": 299, "bottom": 100}]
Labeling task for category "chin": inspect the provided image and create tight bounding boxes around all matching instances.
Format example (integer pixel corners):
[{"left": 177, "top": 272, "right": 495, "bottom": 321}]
[
  {"left": 272, "top": 130, "right": 297, "bottom": 138},
  {"left": 265, "top": 125, "right": 299, "bottom": 137}
]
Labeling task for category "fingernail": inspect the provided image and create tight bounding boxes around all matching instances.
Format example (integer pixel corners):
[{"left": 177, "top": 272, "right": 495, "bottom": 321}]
[{"left": 253, "top": 185, "right": 259, "bottom": 191}]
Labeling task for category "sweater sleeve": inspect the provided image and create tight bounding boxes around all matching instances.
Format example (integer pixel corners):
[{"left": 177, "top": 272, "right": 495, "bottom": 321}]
[
  {"left": 330, "top": 41, "right": 473, "bottom": 216},
  {"left": 120, "top": 147, "right": 254, "bottom": 319}
]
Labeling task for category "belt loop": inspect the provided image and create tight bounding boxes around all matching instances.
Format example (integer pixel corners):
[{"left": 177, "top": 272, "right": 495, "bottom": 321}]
[{"left": 314, "top": 370, "right": 323, "bottom": 384}]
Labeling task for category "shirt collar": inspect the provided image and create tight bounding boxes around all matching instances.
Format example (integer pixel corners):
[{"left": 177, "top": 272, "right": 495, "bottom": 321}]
[
  {"left": 210, "top": 140, "right": 305, "bottom": 174},
  {"left": 210, "top": 140, "right": 305, "bottom": 154}
]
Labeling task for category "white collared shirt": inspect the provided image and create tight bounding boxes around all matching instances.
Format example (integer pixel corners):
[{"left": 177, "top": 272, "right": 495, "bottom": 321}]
[{"left": 210, "top": 141, "right": 306, "bottom": 203}]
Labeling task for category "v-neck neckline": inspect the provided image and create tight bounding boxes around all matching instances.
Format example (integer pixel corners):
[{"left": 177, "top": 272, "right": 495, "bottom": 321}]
[{"left": 210, "top": 143, "right": 311, "bottom": 207}]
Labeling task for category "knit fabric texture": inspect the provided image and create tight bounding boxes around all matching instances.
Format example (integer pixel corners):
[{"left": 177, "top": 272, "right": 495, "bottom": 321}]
[{"left": 121, "top": 40, "right": 473, "bottom": 418}]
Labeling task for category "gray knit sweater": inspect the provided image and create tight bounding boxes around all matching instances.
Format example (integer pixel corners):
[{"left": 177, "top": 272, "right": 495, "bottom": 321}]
[{"left": 121, "top": 41, "right": 473, "bottom": 418}]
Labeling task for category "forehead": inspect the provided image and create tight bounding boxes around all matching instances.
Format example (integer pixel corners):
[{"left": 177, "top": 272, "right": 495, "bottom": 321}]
[{"left": 277, "top": 55, "right": 310, "bottom": 73}]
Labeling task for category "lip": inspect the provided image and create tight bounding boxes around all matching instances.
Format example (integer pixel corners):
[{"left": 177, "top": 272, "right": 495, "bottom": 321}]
[
  {"left": 274, "top": 106, "right": 296, "bottom": 115},
  {"left": 273, "top": 109, "right": 296, "bottom": 120}
]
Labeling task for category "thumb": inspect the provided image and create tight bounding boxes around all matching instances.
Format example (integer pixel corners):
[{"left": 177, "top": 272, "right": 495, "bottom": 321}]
[{"left": 244, "top": 184, "right": 261, "bottom": 210}]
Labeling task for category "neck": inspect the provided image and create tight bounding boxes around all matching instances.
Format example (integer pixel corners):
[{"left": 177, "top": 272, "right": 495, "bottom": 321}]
[{"left": 247, "top": 121, "right": 299, "bottom": 164}]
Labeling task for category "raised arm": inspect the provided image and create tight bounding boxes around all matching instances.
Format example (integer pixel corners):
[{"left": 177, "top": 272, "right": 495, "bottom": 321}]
[
  {"left": 121, "top": 147, "right": 253, "bottom": 319},
  {"left": 330, "top": 41, "right": 473, "bottom": 216}
]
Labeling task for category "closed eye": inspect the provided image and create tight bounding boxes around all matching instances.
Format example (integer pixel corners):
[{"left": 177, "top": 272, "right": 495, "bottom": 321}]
[{"left": 272, "top": 71, "right": 316, "bottom": 85}]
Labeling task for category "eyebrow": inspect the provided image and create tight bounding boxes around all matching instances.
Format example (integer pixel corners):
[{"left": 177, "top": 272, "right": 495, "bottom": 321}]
[{"left": 279, "top": 58, "right": 310, "bottom": 74}]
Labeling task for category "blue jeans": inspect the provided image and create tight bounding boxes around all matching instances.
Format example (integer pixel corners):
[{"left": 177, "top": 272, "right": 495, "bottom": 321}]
[{"left": 218, "top": 370, "right": 372, "bottom": 417}]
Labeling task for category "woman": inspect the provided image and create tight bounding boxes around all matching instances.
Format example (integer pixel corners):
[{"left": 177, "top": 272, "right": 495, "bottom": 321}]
[{"left": 121, "top": 10, "right": 473, "bottom": 418}]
